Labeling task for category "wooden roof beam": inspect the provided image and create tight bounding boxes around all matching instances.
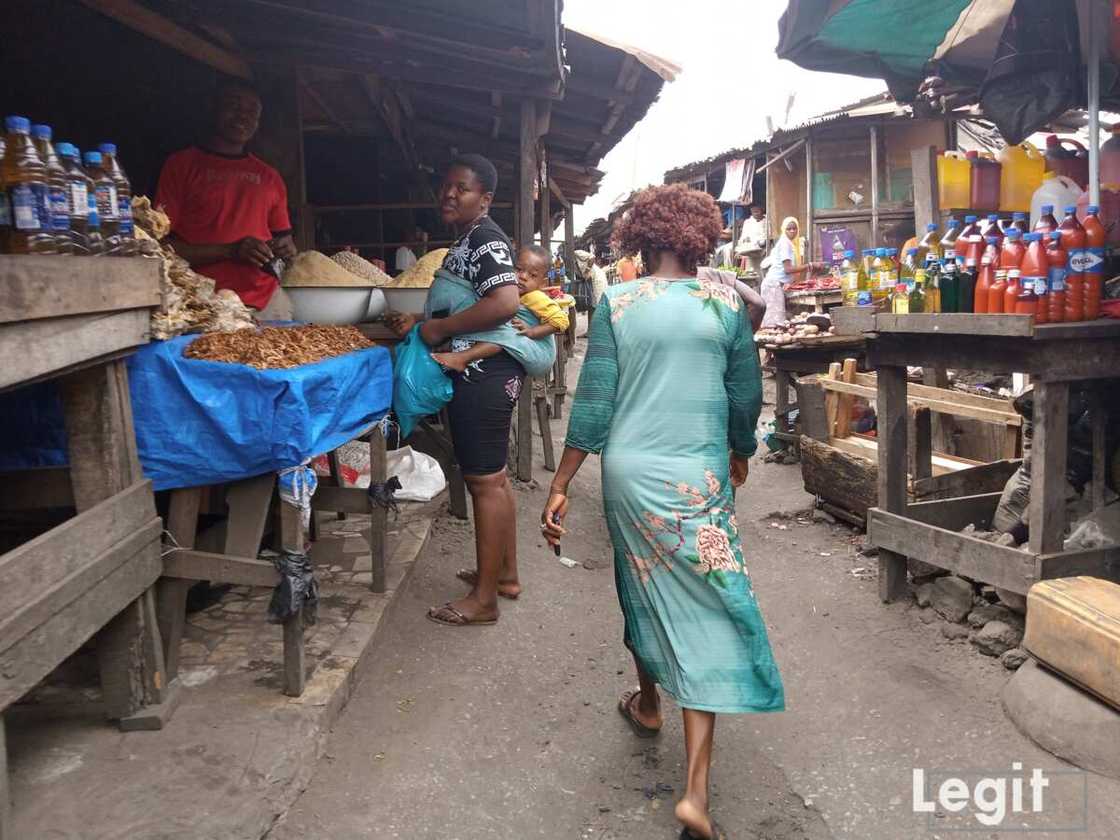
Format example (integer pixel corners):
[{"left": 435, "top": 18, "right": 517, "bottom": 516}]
[
  {"left": 80, "top": 0, "right": 251, "bottom": 79},
  {"left": 491, "top": 92, "right": 504, "bottom": 140},
  {"left": 299, "top": 76, "right": 349, "bottom": 134}
]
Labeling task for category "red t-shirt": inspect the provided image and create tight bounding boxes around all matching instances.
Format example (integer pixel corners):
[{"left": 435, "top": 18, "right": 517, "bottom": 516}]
[{"left": 156, "top": 147, "right": 292, "bottom": 309}]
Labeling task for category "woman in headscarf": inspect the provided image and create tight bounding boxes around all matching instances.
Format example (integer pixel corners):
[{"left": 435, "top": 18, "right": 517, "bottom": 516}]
[
  {"left": 541, "top": 184, "right": 784, "bottom": 840},
  {"left": 760, "top": 216, "right": 821, "bottom": 327}
]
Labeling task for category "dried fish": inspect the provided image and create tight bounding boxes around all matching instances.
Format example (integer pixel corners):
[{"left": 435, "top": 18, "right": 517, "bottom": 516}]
[{"left": 184, "top": 325, "right": 373, "bottom": 369}]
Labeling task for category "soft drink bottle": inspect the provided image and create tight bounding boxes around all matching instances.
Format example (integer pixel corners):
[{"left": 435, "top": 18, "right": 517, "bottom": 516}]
[
  {"left": 1020, "top": 233, "right": 1048, "bottom": 324},
  {"left": 840, "top": 249, "right": 860, "bottom": 306},
  {"left": 917, "top": 222, "right": 940, "bottom": 265},
  {"left": 1034, "top": 204, "right": 1058, "bottom": 241},
  {"left": 959, "top": 250, "right": 977, "bottom": 314},
  {"left": 975, "top": 236, "right": 998, "bottom": 313},
  {"left": 1010, "top": 211, "right": 1030, "bottom": 234},
  {"left": 1046, "top": 231, "right": 1067, "bottom": 323},
  {"left": 980, "top": 214, "right": 1004, "bottom": 249},
  {"left": 31, "top": 125, "right": 71, "bottom": 252},
  {"left": 1058, "top": 205, "right": 1086, "bottom": 321},
  {"left": 1000, "top": 227, "right": 1025, "bottom": 269},
  {"left": 940, "top": 256, "right": 960, "bottom": 312},
  {"left": 939, "top": 217, "right": 961, "bottom": 258},
  {"left": 988, "top": 269, "right": 1007, "bottom": 313},
  {"left": 956, "top": 214, "right": 981, "bottom": 261},
  {"left": 2, "top": 115, "right": 53, "bottom": 254},
  {"left": 83, "top": 150, "right": 120, "bottom": 255},
  {"left": 99, "top": 143, "right": 136, "bottom": 255},
  {"left": 57, "top": 144, "right": 92, "bottom": 255},
  {"left": 1013, "top": 275, "right": 1039, "bottom": 317},
  {"left": 1081, "top": 205, "right": 1105, "bottom": 319},
  {"left": 1004, "top": 268, "right": 1022, "bottom": 314}
]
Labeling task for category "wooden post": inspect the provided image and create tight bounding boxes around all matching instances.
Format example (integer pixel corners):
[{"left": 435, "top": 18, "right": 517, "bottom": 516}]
[
  {"left": 540, "top": 146, "right": 551, "bottom": 249},
  {"left": 157, "top": 487, "right": 201, "bottom": 681},
  {"left": 876, "top": 365, "right": 909, "bottom": 601},
  {"left": 804, "top": 133, "right": 814, "bottom": 261},
  {"left": 515, "top": 97, "right": 538, "bottom": 482},
  {"left": 909, "top": 407, "right": 933, "bottom": 481},
  {"left": 0, "top": 715, "right": 7, "bottom": 840},
  {"left": 368, "top": 425, "right": 388, "bottom": 593},
  {"left": 1029, "top": 382, "right": 1069, "bottom": 555},
  {"left": 911, "top": 146, "right": 940, "bottom": 234},
  {"left": 1090, "top": 389, "right": 1107, "bottom": 510}
]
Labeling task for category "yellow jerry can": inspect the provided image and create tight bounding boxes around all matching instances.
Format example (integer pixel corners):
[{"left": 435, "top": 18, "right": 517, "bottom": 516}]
[{"left": 1023, "top": 577, "right": 1120, "bottom": 711}]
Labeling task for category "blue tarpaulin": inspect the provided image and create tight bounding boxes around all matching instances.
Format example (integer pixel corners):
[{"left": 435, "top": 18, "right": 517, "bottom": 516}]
[{"left": 0, "top": 334, "right": 393, "bottom": 491}]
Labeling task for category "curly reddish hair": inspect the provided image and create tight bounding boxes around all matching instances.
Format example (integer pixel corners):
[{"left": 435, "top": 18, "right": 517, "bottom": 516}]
[{"left": 611, "top": 184, "right": 723, "bottom": 272}]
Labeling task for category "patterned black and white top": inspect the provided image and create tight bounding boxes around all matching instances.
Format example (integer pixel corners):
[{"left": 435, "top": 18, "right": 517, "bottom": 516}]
[{"left": 441, "top": 215, "right": 517, "bottom": 297}]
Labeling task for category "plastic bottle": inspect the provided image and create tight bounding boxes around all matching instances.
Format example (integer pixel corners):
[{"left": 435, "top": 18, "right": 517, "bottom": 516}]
[
  {"left": 1101, "top": 123, "right": 1120, "bottom": 187},
  {"left": 1058, "top": 205, "right": 1086, "bottom": 322},
  {"left": 841, "top": 249, "right": 860, "bottom": 306},
  {"left": 1046, "top": 231, "right": 1067, "bottom": 323},
  {"left": 988, "top": 269, "right": 1007, "bottom": 313},
  {"left": 1030, "top": 174, "right": 1082, "bottom": 230},
  {"left": 31, "top": 125, "right": 71, "bottom": 251},
  {"left": 83, "top": 150, "right": 120, "bottom": 255},
  {"left": 969, "top": 151, "right": 1002, "bottom": 210},
  {"left": 2, "top": 115, "right": 53, "bottom": 254},
  {"left": 57, "top": 144, "right": 92, "bottom": 255},
  {"left": 1014, "top": 275, "right": 1039, "bottom": 317},
  {"left": 975, "top": 236, "right": 998, "bottom": 313},
  {"left": 1044, "top": 136, "right": 1089, "bottom": 188},
  {"left": 1004, "top": 268, "right": 1022, "bottom": 315},
  {"left": 940, "top": 256, "right": 960, "bottom": 313},
  {"left": 980, "top": 213, "right": 1004, "bottom": 248},
  {"left": 856, "top": 250, "right": 871, "bottom": 305},
  {"left": 903, "top": 247, "right": 920, "bottom": 283},
  {"left": 1010, "top": 212, "right": 1030, "bottom": 234},
  {"left": 910, "top": 269, "right": 927, "bottom": 313},
  {"left": 938, "top": 151, "right": 971, "bottom": 209},
  {"left": 1081, "top": 205, "right": 1105, "bottom": 319},
  {"left": 84, "top": 188, "right": 105, "bottom": 256},
  {"left": 99, "top": 143, "right": 135, "bottom": 255},
  {"left": 1034, "top": 204, "right": 1058, "bottom": 241},
  {"left": 891, "top": 282, "right": 910, "bottom": 314},
  {"left": 1020, "top": 233, "right": 1048, "bottom": 324},
  {"left": 939, "top": 217, "right": 961, "bottom": 259},
  {"left": 923, "top": 250, "right": 942, "bottom": 313},
  {"left": 958, "top": 250, "right": 977, "bottom": 314},
  {"left": 917, "top": 222, "right": 940, "bottom": 265},
  {"left": 955, "top": 215, "right": 980, "bottom": 260},
  {"left": 998, "top": 142, "right": 1045, "bottom": 212},
  {"left": 1000, "top": 228, "right": 1025, "bottom": 269}
]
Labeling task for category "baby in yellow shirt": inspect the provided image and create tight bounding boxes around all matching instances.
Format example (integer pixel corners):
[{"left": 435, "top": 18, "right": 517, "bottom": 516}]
[{"left": 431, "top": 244, "right": 569, "bottom": 373}]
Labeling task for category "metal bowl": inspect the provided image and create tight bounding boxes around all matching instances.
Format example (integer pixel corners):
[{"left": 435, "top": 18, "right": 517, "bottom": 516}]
[
  {"left": 286, "top": 286, "right": 387, "bottom": 325},
  {"left": 380, "top": 287, "right": 430, "bottom": 316}
]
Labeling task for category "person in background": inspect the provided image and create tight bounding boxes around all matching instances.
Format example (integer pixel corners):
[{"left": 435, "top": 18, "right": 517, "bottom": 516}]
[
  {"left": 542, "top": 184, "right": 784, "bottom": 840},
  {"left": 617, "top": 253, "right": 639, "bottom": 281},
  {"left": 156, "top": 79, "right": 297, "bottom": 320},
  {"left": 760, "top": 216, "right": 822, "bottom": 327},
  {"left": 735, "top": 204, "right": 770, "bottom": 277},
  {"left": 394, "top": 228, "right": 428, "bottom": 273}
]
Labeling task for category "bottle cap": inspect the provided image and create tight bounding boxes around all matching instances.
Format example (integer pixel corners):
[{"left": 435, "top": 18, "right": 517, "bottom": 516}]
[
  {"left": 1023, "top": 232, "right": 1041, "bottom": 242},
  {"left": 1007, "top": 228, "right": 1022, "bottom": 238},
  {"left": 926, "top": 223, "right": 938, "bottom": 231},
  {"left": 4, "top": 115, "right": 31, "bottom": 133},
  {"left": 1087, "top": 205, "right": 1099, "bottom": 213},
  {"left": 83, "top": 151, "right": 103, "bottom": 166},
  {"left": 31, "top": 124, "right": 51, "bottom": 140},
  {"left": 843, "top": 249, "right": 855, "bottom": 258},
  {"left": 1050, "top": 231, "right": 1062, "bottom": 242},
  {"left": 987, "top": 213, "right": 999, "bottom": 221},
  {"left": 98, "top": 142, "right": 117, "bottom": 155},
  {"left": 1041, "top": 204, "right": 1054, "bottom": 213},
  {"left": 862, "top": 249, "right": 872, "bottom": 256},
  {"left": 1013, "top": 212, "right": 1027, "bottom": 220},
  {"left": 887, "top": 248, "right": 898, "bottom": 256},
  {"left": 1064, "top": 205, "right": 1077, "bottom": 214},
  {"left": 986, "top": 236, "right": 998, "bottom": 244},
  {"left": 895, "top": 283, "right": 908, "bottom": 292},
  {"left": 965, "top": 215, "right": 978, "bottom": 223},
  {"left": 947, "top": 218, "right": 960, "bottom": 228}
]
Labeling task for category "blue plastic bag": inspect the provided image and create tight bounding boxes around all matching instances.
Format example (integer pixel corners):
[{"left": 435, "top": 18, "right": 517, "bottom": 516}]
[{"left": 393, "top": 324, "right": 453, "bottom": 438}]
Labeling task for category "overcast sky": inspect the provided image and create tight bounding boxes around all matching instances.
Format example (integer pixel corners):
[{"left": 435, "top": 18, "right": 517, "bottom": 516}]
[{"left": 563, "top": 0, "right": 887, "bottom": 234}]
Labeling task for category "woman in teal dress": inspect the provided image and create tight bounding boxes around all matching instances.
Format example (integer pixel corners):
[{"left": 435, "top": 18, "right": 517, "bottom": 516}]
[{"left": 541, "top": 185, "right": 784, "bottom": 840}]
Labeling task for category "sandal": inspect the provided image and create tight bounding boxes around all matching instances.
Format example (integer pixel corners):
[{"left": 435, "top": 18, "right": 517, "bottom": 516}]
[
  {"left": 679, "top": 822, "right": 728, "bottom": 840},
  {"left": 456, "top": 568, "right": 521, "bottom": 600},
  {"left": 426, "top": 603, "right": 498, "bottom": 627},
  {"left": 617, "top": 688, "right": 661, "bottom": 738}
]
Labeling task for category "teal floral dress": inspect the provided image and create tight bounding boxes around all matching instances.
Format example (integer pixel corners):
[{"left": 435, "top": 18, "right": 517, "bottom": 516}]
[{"left": 566, "top": 276, "right": 785, "bottom": 714}]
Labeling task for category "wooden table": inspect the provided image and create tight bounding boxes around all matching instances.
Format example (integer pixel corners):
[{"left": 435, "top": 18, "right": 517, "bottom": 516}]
[
  {"left": 865, "top": 314, "right": 1120, "bottom": 603},
  {"left": 786, "top": 288, "right": 843, "bottom": 315},
  {"left": 766, "top": 335, "right": 868, "bottom": 446},
  {"left": 0, "top": 256, "right": 167, "bottom": 839}
]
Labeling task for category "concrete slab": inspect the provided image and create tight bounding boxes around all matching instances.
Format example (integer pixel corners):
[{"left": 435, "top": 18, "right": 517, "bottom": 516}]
[
  {"left": 1003, "top": 658, "right": 1120, "bottom": 781},
  {"left": 6, "top": 513, "right": 433, "bottom": 840}
]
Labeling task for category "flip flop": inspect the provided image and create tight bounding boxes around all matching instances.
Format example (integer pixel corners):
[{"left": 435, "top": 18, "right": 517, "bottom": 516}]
[
  {"left": 679, "top": 822, "right": 728, "bottom": 840},
  {"left": 426, "top": 603, "right": 498, "bottom": 627},
  {"left": 617, "top": 688, "right": 661, "bottom": 738},
  {"left": 456, "top": 568, "right": 521, "bottom": 600}
]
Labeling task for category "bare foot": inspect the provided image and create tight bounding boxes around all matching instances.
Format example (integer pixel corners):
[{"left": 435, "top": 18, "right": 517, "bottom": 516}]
[
  {"left": 430, "top": 352, "right": 469, "bottom": 373},
  {"left": 456, "top": 568, "right": 522, "bottom": 599},
  {"left": 675, "top": 795, "right": 716, "bottom": 839}
]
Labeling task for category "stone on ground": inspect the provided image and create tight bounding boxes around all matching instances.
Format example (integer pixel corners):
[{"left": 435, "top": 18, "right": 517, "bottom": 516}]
[
  {"left": 970, "top": 620, "right": 1023, "bottom": 656},
  {"left": 931, "top": 576, "right": 974, "bottom": 623}
]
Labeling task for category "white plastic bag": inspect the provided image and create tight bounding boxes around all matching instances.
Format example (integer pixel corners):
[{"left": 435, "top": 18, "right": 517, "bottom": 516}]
[{"left": 387, "top": 446, "right": 446, "bottom": 502}]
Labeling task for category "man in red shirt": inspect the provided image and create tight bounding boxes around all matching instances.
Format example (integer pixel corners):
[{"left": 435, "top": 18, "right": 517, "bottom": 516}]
[{"left": 156, "top": 80, "right": 297, "bottom": 318}]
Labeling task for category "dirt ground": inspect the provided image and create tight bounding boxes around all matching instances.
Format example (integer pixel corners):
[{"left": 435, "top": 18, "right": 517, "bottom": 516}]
[{"left": 268, "top": 317, "right": 1120, "bottom": 840}]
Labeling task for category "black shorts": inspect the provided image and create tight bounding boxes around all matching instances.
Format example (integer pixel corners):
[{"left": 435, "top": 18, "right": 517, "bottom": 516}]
[{"left": 446, "top": 351, "right": 525, "bottom": 476}]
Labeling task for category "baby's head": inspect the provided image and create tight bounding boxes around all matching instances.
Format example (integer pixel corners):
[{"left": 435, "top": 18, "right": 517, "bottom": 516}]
[{"left": 516, "top": 244, "right": 551, "bottom": 294}]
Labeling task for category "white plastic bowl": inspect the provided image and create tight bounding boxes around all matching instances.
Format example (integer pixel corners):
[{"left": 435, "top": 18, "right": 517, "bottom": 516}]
[
  {"left": 380, "top": 287, "right": 430, "bottom": 316},
  {"left": 286, "top": 286, "right": 387, "bottom": 324}
]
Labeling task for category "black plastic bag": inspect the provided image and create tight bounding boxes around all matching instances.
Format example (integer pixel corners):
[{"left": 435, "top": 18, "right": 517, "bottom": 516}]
[{"left": 267, "top": 551, "right": 319, "bottom": 627}]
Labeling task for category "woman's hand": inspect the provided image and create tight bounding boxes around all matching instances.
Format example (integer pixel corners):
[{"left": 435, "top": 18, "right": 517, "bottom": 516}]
[
  {"left": 541, "top": 492, "right": 569, "bottom": 547},
  {"left": 385, "top": 312, "right": 416, "bottom": 337},
  {"left": 511, "top": 317, "right": 530, "bottom": 334},
  {"left": 730, "top": 452, "right": 750, "bottom": 487}
]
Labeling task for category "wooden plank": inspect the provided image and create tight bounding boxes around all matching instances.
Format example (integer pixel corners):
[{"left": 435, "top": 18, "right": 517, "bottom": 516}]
[
  {"left": 776, "top": 370, "right": 793, "bottom": 437},
  {"left": 909, "top": 407, "right": 933, "bottom": 481},
  {"left": 78, "top": 0, "right": 252, "bottom": 79},
  {"left": 911, "top": 146, "right": 939, "bottom": 233},
  {"left": 311, "top": 485, "right": 372, "bottom": 515},
  {"left": 0, "top": 480, "right": 153, "bottom": 618},
  {"left": 911, "top": 459, "right": 1021, "bottom": 501},
  {"left": 869, "top": 508, "right": 1038, "bottom": 595},
  {"left": 876, "top": 365, "right": 909, "bottom": 601},
  {"left": 162, "top": 550, "right": 280, "bottom": 588},
  {"left": 799, "top": 436, "right": 877, "bottom": 520},
  {"left": 819, "top": 378, "right": 1021, "bottom": 425},
  {"left": 793, "top": 378, "right": 829, "bottom": 441},
  {"left": 157, "top": 488, "right": 201, "bottom": 680},
  {"left": 1031, "top": 320, "right": 1120, "bottom": 341},
  {"left": 283, "top": 612, "right": 306, "bottom": 697},
  {"left": 835, "top": 358, "right": 858, "bottom": 439},
  {"left": 536, "top": 393, "right": 555, "bottom": 471},
  {"left": 825, "top": 305, "right": 875, "bottom": 335},
  {"left": 828, "top": 433, "right": 975, "bottom": 476},
  {"left": 874, "top": 313, "right": 1033, "bottom": 336},
  {"left": 903, "top": 492, "right": 1002, "bottom": 531},
  {"left": 0, "top": 309, "right": 150, "bottom": 393},
  {"left": 278, "top": 491, "right": 307, "bottom": 555},
  {"left": 369, "top": 427, "right": 388, "bottom": 594},
  {"left": 223, "top": 473, "right": 275, "bottom": 558},
  {"left": 0, "top": 256, "right": 160, "bottom": 324},
  {"left": 0, "top": 532, "right": 161, "bottom": 711},
  {"left": 824, "top": 363, "right": 841, "bottom": 438},
  {"left": 1, "top": 715, "right": 9, "bottom": 839},
  {"left": 850, "top": 372, "right": 1019, "bottom": 413},
  {"left": 1091, "top": 391, "right": 1107, "bottom": 510},
  {"left": 1029, "top": 382, "right": 1069, "bottom": 555},
  {"left": 1038, "top": 546, "right": 1120, "bottom": 582}
]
